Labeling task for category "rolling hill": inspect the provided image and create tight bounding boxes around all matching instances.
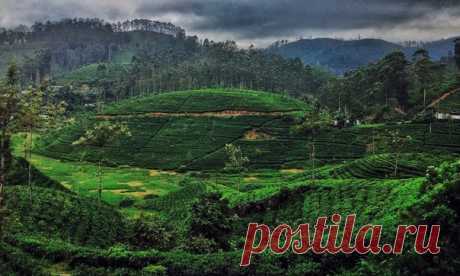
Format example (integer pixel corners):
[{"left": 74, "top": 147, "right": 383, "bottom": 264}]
[
  {"left": 269, "top": 37, "right": 459, "bottom": 74},
  {"left": 37, "top": 89, "right": 460, "bottom": 171},
  {"left": 37, "top": 89, "right": 312, "bottom": 170},
  {"left": 5, "top": 88, "right": 460, "bottom": 275}
]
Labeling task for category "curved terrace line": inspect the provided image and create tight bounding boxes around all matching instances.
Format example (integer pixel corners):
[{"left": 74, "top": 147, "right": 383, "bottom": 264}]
[{"left": 96, "top": 110, "right": 299, "bottom": 119}]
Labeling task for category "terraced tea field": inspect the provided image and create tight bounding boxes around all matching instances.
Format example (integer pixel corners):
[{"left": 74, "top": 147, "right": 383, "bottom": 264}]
[
  {"left": 37, "top": 89, "right": 460, "bottom": 172},
  {"left": 7, "top": 88, "right": 460, "bottom": 275}
]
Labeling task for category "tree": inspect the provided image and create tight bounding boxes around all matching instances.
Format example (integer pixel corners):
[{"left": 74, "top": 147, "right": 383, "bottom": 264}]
[
  {"left": 186, "top": 192, "right": 236, "bottom": 253},
  {"left": 455, "top": 38, "right": 460, "bottom": 70},
  {"left": 18, "top": 84, "right": 66, "bottom": 199},
  {"left": 20, "top": 89, "right": 42, "bottom": 199},
  {"left": 412, "top": 48, "right": 429, "bottom": 62},
  {"left": 129, "top": 213, "right": 175, "bottom": 250},
  {"left": 224, "top": 143, "right": 249, "bottom": 191},
  {"left": 378, "top": 51, "right": 409, "bottom": 109},
  {"left": 409, "top": 50, "right": 434, "bottom": 107},
  {"left": 0, "top": 64, "right": 67, "bottom": 237},
  {"left": 0, "top": 63, "right": 22, "bottom": 238},
  {"left": 293, "top": 106, "right": 333, "bottom": 179},
  {"left": 376, "top": 130, "right": 413, "bottom": 177},
  {"left": 72, "top": 121, "right": 131, "bottom": 203},
  {"left": 293, "top": 105, "right": 334, "bottom": 135}
]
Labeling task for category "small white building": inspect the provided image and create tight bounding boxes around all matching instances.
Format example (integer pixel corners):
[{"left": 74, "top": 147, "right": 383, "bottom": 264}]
[{"left": 435, "top": 112, "right": 460, "bottom": 120}]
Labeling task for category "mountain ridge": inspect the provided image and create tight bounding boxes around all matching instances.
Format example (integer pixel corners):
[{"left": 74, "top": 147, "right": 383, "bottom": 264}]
[{"left": 268, "top": 36, "right": 458, "bottom": 74}]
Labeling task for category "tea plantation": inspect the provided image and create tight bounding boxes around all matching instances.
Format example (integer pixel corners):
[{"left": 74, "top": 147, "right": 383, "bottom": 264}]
[
  {"left": 37, "top": 89, "right": 460, "bottom": 171},
  {"left": 4, "top": 88, "right": 460, "bottom": 275}
]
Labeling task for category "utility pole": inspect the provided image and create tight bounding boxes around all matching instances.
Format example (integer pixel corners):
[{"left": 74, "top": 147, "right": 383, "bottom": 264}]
[
  {"left": 423, "top": 89, "right": 426, "bottom": 107},
  {"left": 310, "top": 143, "right": 316, "bottom": 182}
]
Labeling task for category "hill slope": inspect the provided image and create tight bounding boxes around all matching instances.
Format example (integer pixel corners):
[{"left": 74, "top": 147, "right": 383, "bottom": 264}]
[
  {"left": 38, "top": 89, "right": 312, "bottom": 170},
  {"left": 38, "top": 89, "right": 460, "bottom": 171}
]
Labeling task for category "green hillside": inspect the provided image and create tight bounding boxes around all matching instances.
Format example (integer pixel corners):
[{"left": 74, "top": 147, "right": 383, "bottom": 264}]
[
  {"left": 5, "top": 82, "right": 460, "bottom": 275},
  {"left": 324, "top": 153, "right": 452, "bottom": 179},
  {"left": 3, "top": 15, "right": 460, "bottom": 276},
  {"left": 37, "top": 89, "right": 312, "bottom": 170},
  {"left": 37, "top": 89, "right": 460, "bottom": 172},
  {"left": 54, "top": 63, "right": 131, "bottom": 85},
  {"left": 103, "top": 89, "right": 308, "bottom": 114},
  {"left": 3, "top": 186, "right": 127, "bottom": 247}
]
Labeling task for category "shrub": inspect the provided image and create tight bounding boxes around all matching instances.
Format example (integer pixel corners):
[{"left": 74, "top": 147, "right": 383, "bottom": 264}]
[
  {"left": 129, "top": 214, "right": 175, "bottom": 250},
  {"left": 142, "top": 264, "right": 167, "bottom": 276},
  {"left": 118, "top": 198, "right": 135, "bottom": 208}
]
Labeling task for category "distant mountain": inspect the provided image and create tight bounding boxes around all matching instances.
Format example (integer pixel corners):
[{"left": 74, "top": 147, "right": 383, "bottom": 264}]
[
  {"left": 422, "top": 37, "right": 459, "bottom": 60},
  {"left": 268, "top": 37, "right": 458, "bottom": 74}
]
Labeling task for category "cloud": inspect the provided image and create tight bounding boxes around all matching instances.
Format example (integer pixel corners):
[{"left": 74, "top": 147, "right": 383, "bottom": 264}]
[
  {"left": 1, "top": 0, "right": 460, "bottom": 46},
  {"left": 136, "top": 1, "right": 459, "bottom": 34}
]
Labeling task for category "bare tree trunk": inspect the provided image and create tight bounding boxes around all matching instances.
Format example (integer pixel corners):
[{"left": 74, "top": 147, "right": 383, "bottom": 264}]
[
  {"left": 98, "top": 159, "right": 102, "bottom": 205},
  {"left": 28, "top": 129, "right": 33, "bottom": 201},
  {"left": 372, "top": 133, "right": 375, "bottom": 155},
  {"left": 394, "top": 152, "right": 399, "bottom": 177},
  {"left": 0, "top": 127, "right": 8, "bottom": 238},
  {"left": 311, "top": 143, "right": 316, "bottom": 182}
]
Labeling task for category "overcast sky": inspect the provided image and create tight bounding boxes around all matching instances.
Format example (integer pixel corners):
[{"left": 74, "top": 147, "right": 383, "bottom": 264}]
[{"left": 1, "top": 0, "right": 460, "bottom": 47}]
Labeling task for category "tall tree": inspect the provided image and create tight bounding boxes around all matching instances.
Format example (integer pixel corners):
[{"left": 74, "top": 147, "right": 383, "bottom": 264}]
[
  {"left": 19, "top": 83, "right": 67, "bottom": 199},
  {"left": 72, "top": 121, "right": 131, "bottom": 203},
  {"left": 379, "top": 51, "right": 409, "bottom": 109},
  {"left": 224, "top": 143, "right": 249, "bottom": 192},
  {"left": 187, "top": 193, "right": 235, "bottom": 253},
  {"left": 455, "top": 38, "right": 460, "bottom": 70},
  {"left": 293, "top": 105, "right": 333, "bottom": 179},
  {"left": 377, "top": 130, "right": 413, "bottom": 177},
  {"left": 0, "top": 63, "right": 22, "bottom": 237}
]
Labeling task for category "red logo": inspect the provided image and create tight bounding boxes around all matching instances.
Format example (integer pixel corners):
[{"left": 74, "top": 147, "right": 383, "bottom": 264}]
[{"left": 240, "top": 214, "right": 441, "bottom": 266}]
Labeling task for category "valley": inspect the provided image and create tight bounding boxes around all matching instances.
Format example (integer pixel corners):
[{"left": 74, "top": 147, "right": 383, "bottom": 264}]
[{"left": 1, "top": 16, "right": 460, "bottom": 275}]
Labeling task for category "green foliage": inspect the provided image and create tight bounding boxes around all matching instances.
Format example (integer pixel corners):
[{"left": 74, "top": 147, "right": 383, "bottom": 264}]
[
  {"left": 39, "top": 89, "right": 315, "bottom": 170},
  {"left": 0, "top": 241, "right": 48, "bottom": 276},
  {"left": 139, "top": 180, "right": 207, "bottom": 220},
  {"left": 357, "top": 159, "right": 460, "bottom": 275},
  {"left": 4, "top": 21, "right": 460, "bottom": 275},
  {"left": 103, "top": 89, "right": 308, "bottom": 114},
  {"left": 224, "top": 144, "right": 249, "bottom": 173},
  {"left": 331, "top": 153, "right": 450, "bottom": 179},
  {"left": 142, "top": 264, "right": 167, "bottom": 275},
  {"left": 6, "top": 157, "right": 67, "bottom": 191},
  {"left": 186, "top": 193, "right": 236, "bottom": 252},
  {"left": 317, "top": 50, "right": 458, "bottom": 121},
  {"left": 292, "top": 106, "right": 334, "bottom": 135},
  {"left": 39, "top": 97, "right": 460, "bottom": 172},
  {"left": 4, "top": 186, "right": 127, "bottom": 247},
  {"left": 73, "top": 121, "right": 131, "bottom": 148},
  {"left": 129, "top": 213, "right": 175, "bottom": 251},
  {"left": 234, "top": 176, "right": 423, "bottom": 240}
]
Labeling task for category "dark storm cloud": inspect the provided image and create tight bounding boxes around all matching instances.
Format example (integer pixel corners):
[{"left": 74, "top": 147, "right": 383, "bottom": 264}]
[
  {"left": 1, "top": 0, "right": 460, "bottom": 43},
  {"left": 135, "top": 0, "right": 460, "bottom": 38}
]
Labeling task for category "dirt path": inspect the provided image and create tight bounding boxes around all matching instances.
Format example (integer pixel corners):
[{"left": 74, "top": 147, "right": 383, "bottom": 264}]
[
  {"left": 96, "top": 110, "right": 295, "bottom": 119},
  {"left": 424, "top": 87, "right": 460, "bottom": 111}
]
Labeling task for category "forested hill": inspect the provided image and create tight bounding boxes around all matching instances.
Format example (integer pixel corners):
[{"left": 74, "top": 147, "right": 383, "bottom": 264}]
[
  {"left": 0, "top": 18, "right": 189, "bottom": 78},
  {"left": 1, "top": 18, "right": 329, "bottom": 102},
  {"left": 268, "top": 37, "right": 458, "bottom": 74},
  {"left": 2, "top": 18, "right": 460, "bottom": 123}
]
